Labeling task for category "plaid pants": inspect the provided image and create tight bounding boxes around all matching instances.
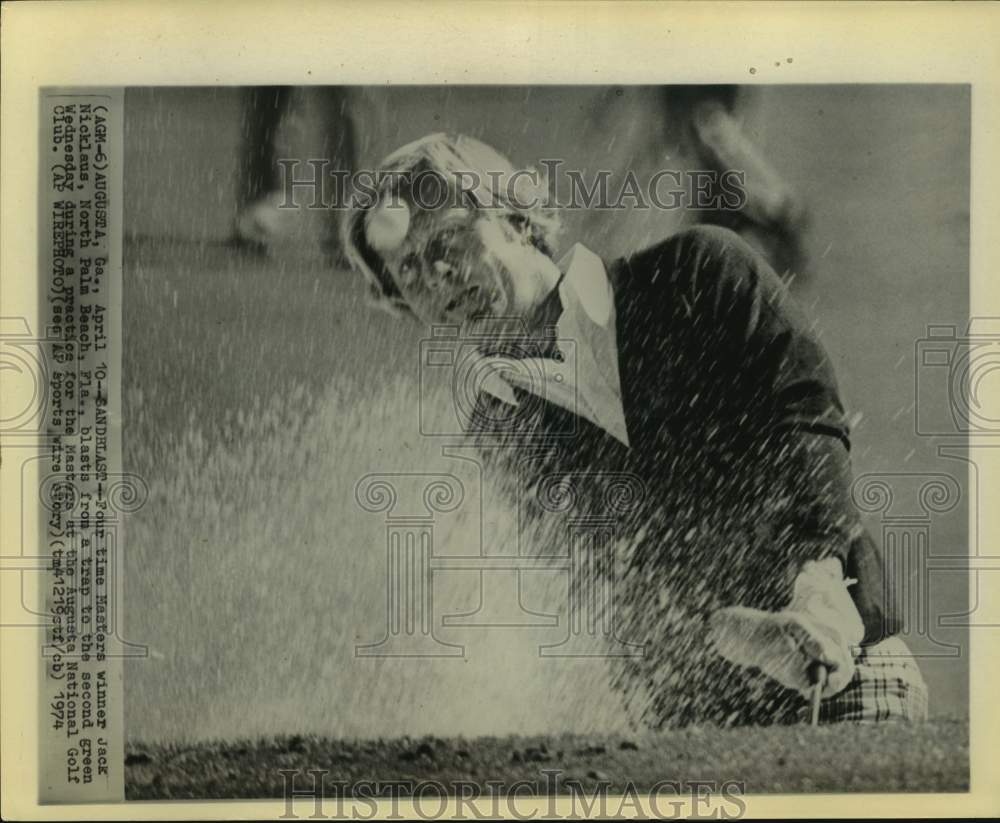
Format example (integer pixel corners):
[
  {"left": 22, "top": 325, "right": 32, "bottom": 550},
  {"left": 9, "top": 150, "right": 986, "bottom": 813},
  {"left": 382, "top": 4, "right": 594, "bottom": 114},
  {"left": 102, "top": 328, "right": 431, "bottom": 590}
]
[{"left": 796, "top": 635, "right": 929, "bottom": 724}]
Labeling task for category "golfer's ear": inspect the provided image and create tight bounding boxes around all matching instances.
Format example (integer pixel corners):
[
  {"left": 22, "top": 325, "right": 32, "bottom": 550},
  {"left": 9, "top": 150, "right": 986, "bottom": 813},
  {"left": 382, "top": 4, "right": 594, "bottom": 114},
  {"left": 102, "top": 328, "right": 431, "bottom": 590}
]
[
  {"left": 507, "top": 213, "right": 530, "bottom": 233},
  {"left": 506, "top": 211, "right": 553, "bottom": 256}
]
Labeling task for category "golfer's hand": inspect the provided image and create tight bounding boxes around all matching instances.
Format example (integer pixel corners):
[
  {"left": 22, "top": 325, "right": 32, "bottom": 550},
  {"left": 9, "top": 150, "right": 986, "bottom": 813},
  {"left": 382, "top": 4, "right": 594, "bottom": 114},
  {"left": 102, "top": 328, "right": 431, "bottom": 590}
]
[{"left": 710, "top": 606, "right": 857, "bottom": 698}]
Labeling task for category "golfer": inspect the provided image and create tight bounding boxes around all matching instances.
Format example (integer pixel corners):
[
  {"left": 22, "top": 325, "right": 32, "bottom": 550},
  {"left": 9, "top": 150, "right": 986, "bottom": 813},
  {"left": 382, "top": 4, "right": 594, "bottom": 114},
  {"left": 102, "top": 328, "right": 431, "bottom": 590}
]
[{"left": 344, "top": 133, "right": 928, "bottom": 726}]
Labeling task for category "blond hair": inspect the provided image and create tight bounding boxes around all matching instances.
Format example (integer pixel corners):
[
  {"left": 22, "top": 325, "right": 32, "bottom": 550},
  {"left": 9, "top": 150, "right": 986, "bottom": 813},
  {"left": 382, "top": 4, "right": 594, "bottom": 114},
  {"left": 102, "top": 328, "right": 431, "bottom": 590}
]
[{"left": 343, "top": 133, "right": 562, "bottom": 316}]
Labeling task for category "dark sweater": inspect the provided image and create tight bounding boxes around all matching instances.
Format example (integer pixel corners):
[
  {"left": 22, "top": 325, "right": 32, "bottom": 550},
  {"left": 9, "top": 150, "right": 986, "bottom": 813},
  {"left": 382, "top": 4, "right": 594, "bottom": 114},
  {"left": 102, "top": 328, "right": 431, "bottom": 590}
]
[{"left": 468, "top": 225, "right": 897, "bottom": 723}]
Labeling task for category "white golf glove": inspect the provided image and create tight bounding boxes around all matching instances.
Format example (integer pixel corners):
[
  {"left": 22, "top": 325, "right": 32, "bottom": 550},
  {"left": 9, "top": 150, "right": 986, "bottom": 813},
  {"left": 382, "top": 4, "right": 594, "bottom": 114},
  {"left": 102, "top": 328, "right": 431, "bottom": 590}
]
[{"left": 709, "top": 557, "right": 865, "bottom": 698}]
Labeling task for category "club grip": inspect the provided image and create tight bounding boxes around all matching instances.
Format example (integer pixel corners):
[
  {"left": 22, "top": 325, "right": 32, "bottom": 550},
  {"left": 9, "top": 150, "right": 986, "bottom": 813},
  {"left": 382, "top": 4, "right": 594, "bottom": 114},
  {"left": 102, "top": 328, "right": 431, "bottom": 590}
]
[
  {"left": 807, "top": 660, "right": 829, "bottom": 686},
  {"left": 808, "top": 661, "right": 828, "bottom": 726}
]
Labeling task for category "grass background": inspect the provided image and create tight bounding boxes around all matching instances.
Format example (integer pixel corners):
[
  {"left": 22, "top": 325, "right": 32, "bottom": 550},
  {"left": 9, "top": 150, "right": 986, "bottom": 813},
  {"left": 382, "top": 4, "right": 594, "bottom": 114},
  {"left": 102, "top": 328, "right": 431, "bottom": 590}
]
[{"left": 121, "top": 86, "right": 970, "bottom": 793}]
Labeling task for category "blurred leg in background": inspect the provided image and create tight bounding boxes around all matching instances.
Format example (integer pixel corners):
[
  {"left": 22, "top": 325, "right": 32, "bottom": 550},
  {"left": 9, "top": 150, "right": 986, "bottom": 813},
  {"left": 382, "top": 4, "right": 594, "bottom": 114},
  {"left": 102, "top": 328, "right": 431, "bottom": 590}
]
[
  {"left": 234, "top": 86, "right": 356, "bottom": 264},
  {"left": 664, "top": 85, "right": 811, "bottom": 281},
  {"left": 234, "top": 86, "right": 293, "bottom": 253},
  {"left": 316, "top": 87, "right": 357, "bottom": 264}
]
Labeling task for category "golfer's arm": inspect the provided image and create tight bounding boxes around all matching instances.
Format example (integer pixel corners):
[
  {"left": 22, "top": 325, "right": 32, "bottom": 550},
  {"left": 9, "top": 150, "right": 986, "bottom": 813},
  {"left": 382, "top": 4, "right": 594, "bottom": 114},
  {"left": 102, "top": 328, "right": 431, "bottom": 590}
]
[
  {"left": 688, "top": 226, "right": 901, "bottom": 633},
  {"left": 770, "top": 427, "right": 901, "bottom": 644}
]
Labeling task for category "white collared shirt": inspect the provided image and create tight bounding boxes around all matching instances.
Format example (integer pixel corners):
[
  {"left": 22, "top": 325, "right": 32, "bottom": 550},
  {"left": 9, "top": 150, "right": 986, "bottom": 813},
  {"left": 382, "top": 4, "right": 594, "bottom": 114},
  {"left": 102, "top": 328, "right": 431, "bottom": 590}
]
[{"left": 475, "top": 243, "right": 631, "bottom": 447}]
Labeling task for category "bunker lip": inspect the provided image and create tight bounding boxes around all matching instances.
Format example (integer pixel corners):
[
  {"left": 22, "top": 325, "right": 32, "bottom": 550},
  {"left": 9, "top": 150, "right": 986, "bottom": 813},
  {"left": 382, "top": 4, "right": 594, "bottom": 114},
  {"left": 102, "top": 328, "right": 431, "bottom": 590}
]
[{"left": 124, "top": 718, "right": 969, "bottom": 800}]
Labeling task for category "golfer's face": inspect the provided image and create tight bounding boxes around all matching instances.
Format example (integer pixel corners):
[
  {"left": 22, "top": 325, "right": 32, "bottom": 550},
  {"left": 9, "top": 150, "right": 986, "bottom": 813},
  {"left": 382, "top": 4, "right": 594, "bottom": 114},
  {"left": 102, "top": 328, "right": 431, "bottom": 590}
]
[{"left": 379, "top": 204, "right": 544, "bottom": 327}]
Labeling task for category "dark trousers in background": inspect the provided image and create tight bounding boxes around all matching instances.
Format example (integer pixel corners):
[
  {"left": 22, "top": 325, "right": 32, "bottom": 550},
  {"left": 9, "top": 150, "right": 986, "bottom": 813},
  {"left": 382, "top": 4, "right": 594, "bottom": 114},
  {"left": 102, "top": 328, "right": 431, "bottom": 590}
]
[
  {"left": 661, "top": 85, "right": 809, "bottom": 279},
  {"left": 237, "top": 86, "right": 357, "bottom": 255}
]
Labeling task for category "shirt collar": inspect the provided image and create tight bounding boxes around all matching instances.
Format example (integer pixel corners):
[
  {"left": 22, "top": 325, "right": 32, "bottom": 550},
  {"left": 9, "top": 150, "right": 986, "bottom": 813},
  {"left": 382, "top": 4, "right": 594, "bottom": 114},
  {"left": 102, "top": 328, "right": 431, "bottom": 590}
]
[
  {"left": 555, "top": 243, "right": 614, "bottom": 330},
  {"left": 475, "top": 243, "right": 630, "bottom": 447}
]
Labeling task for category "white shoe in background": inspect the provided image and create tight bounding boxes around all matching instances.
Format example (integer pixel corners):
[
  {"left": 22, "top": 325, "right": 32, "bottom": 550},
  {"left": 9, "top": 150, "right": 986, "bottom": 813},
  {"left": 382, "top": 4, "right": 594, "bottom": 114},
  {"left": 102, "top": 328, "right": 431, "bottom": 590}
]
[{"left": 233, "top": 191, "right": 290, "bottom": 251}]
